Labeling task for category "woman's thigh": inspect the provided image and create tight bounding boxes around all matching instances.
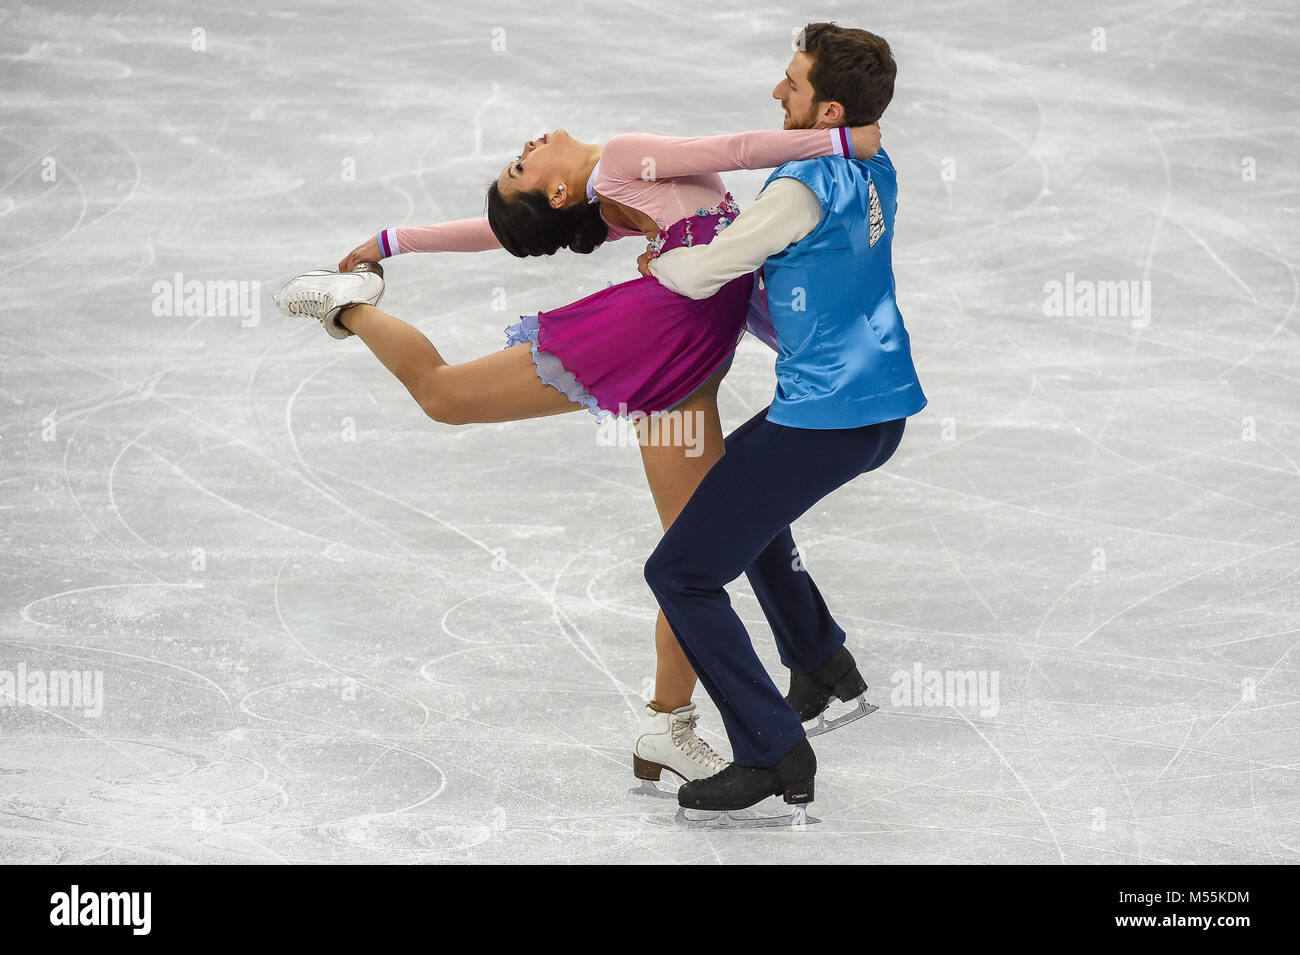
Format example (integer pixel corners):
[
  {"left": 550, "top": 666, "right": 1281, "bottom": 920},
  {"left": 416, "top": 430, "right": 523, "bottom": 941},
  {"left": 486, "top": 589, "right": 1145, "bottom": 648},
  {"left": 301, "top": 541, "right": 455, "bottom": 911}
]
[
  {"left": 432, "top": 343, "right": 583, "bottom": 424},
  {"left": 635, "top": 363, "right": 729, "bottom": 530}
]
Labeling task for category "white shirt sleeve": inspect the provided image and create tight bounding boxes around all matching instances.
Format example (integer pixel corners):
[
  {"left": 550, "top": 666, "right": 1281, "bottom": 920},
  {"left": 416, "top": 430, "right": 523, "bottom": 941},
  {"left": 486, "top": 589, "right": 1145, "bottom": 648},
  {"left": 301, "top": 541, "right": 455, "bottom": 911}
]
[{"left": 648, "top": 176, "right": 823, "bottom": 300}]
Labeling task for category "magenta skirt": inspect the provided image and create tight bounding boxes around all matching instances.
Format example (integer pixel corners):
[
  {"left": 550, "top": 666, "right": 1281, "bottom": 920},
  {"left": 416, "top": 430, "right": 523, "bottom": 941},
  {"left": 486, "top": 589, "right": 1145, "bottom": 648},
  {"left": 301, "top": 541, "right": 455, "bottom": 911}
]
[{"left": 504, "top": 193, "right": 752, "bottom": 418}]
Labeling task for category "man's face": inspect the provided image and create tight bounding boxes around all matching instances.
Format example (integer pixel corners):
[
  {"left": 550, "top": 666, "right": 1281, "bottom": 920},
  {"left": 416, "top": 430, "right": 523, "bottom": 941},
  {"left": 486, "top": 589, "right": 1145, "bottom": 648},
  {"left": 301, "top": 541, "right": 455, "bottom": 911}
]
[{"left": 772, "top": 52, "right": 820, "bottom": 129}]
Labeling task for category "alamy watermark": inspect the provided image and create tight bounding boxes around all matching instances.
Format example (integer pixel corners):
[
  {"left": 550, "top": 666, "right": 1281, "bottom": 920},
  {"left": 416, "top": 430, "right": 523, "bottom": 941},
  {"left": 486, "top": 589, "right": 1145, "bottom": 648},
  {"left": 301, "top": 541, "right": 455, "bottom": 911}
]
[
  {"left": 890, "top": 663, "right": 1000, "bottom": 718},
  {"left": 50, "top": 886, "right": 150, "bottom": 935},
  {"left": 595, "top": 406, "right": 705, "bottom": 457},
  {"left": 0, "top": 665, "right": 105, "bottom": 718},
  {"left": 151, "top": 272, "right": 260, "bottom": 327},
  {"left": 1043, "top": 271, "right": 1151, "bottom": 328}
]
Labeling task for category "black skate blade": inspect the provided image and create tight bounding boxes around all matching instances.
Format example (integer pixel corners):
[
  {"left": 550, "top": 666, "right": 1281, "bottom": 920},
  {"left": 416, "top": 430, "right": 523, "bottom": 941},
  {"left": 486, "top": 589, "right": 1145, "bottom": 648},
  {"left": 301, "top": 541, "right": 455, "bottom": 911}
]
[
  {"left": 675, "top": 802, "right": 818, "bottom": 830},
  {"left": 805, "top": 695, "right": 878, "bottom": 737},
  {"left": 629, "top": 779, "right": 678, "bottom": 800}
]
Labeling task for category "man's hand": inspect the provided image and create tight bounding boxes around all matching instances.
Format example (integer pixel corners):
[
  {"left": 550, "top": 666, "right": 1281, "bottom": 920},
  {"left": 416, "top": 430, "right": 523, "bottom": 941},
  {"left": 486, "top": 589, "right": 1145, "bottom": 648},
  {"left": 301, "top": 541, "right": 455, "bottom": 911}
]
[
  {"left": 849, "top": 123, "right": 881, "bottom": 159},
  {"left": 637, "top": 246, "right": 654, "bottom": 278}
]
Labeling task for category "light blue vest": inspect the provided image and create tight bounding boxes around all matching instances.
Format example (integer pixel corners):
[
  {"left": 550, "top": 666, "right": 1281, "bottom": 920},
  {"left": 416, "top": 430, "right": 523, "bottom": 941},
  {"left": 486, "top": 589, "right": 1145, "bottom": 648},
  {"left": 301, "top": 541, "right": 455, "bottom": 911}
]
[{"left": 752, "top": 148, "right": 926, "bottom": 429}]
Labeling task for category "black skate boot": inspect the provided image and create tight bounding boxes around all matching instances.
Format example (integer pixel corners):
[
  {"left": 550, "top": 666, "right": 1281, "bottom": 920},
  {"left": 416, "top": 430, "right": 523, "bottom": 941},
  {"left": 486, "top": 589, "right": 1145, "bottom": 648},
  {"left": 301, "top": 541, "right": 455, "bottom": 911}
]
[
  {"left": 676, "top": 739, "right": 816, "bottom": 828},
  {"left": 785, "top": 645, "right": 877, "bottom": 736}
]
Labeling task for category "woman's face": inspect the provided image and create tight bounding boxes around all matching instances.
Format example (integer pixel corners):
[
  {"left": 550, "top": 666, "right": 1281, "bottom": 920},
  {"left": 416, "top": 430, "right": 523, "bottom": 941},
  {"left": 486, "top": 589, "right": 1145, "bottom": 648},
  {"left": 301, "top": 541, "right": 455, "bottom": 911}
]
[{"left": 496, "top": 128, "right": 582, "bottom": 207}]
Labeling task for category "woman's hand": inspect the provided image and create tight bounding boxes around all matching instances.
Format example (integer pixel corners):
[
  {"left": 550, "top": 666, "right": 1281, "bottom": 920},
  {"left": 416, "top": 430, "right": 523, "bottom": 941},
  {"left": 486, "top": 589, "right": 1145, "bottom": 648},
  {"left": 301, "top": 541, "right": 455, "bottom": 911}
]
[
  {"left": 637, "top": 246, "right": 655, "bottom": 278},
  {"left": 339, "top": 235, "right": 383, "bottom": 273},
  {"left": 849, "top": 123, "right": 881, "bottom": 159}
]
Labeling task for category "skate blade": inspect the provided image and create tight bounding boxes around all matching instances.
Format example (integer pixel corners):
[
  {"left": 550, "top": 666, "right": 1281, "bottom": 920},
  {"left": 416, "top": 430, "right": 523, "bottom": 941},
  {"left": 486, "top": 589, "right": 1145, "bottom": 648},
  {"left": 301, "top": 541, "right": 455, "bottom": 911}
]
[
  {"left": 805, "top": 696, "right": 878, "bottom": 738},
  {"left": 675, "top": 803, "right": 818, "bottom": 830},
  {"left": 629, "top": 779, "right": 678, "bottom": 800}
]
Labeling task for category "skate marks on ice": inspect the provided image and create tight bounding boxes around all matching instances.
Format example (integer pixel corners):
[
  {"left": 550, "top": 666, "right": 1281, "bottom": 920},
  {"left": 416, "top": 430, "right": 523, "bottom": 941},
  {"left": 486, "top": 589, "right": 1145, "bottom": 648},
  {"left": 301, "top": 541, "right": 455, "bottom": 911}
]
[{"left": 2, "top": 0, "right": 1299, "bottom": 863}]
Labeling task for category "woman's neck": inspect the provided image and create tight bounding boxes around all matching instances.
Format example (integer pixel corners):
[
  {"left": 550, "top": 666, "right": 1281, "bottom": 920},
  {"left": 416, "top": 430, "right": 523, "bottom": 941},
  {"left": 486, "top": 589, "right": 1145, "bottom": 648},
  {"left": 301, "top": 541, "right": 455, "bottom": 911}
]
[
  {"left": 573, "top": 143, "right": 602, "bottom": 199},
  {"left": 576, "top": 141, "right": 656, "bottom": 237}
]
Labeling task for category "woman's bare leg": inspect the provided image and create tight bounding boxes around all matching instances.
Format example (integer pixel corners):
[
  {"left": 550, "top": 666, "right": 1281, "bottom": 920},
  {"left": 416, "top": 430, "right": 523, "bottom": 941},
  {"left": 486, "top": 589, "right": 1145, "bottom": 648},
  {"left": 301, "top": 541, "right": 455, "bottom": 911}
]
[
  {"left": 339, "top": 303, "right": 580, "bottom": 423},
  {"left": 636, "top": 363, "right": 730, "bottom": 710},
  {"left": 342, "top": 301, "right": 724, "bottom": 709}
]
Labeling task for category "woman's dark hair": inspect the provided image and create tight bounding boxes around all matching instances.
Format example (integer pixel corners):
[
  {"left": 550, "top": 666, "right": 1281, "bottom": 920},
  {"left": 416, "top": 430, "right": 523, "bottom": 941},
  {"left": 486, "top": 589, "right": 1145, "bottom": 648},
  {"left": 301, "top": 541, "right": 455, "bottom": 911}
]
[
  {"left": 485, "top": 181, "right": 607, "bottom": 258},
  {"left": 798, "top": 22, "right": 896, "bottom": 126}
]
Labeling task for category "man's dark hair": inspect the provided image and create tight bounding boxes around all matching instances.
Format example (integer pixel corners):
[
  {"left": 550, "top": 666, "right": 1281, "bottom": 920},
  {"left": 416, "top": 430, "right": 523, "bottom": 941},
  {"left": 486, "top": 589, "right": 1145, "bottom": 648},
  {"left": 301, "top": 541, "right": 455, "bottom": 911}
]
[{"left": 798, "top": 22, "right": 896, "bottom": 126}]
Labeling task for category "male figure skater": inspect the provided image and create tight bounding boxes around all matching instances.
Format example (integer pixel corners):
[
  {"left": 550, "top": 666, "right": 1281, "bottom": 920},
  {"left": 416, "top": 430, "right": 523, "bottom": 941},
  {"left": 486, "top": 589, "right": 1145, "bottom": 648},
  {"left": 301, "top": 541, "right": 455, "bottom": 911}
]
[{"left": 642, "top": 22, "right": 926, "bottom": 818}]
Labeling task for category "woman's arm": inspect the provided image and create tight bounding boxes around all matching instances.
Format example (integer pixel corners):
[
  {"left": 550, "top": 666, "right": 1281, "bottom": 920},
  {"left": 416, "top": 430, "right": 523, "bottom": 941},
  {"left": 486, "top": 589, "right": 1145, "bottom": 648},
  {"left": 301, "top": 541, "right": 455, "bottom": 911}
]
[
  {"left": 339, "top": 219, "right": 503, "bottom": 271},
  {"left": 341, "top": 212, "right": 627, "bottom": 270},
  {"left": 391, "top": 216, "right": 624, "bottom": 254},
  {"left": 385, "top": 219, "right": 503, "bottom": 255},
  {"left": 599, "top": 126, "right": 873, "bottom": 183}
]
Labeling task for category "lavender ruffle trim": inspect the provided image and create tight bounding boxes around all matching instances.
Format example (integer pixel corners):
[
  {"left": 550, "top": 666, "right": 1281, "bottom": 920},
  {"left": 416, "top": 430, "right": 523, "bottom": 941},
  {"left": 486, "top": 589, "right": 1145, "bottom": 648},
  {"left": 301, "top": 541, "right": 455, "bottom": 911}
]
[{"left": 504, "top": 314, "right": 607, "bottom": 418}]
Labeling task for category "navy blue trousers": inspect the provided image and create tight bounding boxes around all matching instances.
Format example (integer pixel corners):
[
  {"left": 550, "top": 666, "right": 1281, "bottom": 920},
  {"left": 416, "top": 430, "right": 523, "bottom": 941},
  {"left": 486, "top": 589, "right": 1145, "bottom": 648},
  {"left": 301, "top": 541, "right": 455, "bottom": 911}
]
[{"left": 644, "top": 407, "right": 906, "bottom": 767}]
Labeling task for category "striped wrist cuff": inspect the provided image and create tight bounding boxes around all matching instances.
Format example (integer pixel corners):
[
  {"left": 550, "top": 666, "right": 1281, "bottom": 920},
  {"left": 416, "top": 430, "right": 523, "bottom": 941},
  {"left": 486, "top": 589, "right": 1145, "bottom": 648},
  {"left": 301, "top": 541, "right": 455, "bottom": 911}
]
[
  {"left": 377, "top": 228, "right": 401, "bottom": 258},
  {"left": 830, "top": 127, "right": 853, "bottom": 159}
]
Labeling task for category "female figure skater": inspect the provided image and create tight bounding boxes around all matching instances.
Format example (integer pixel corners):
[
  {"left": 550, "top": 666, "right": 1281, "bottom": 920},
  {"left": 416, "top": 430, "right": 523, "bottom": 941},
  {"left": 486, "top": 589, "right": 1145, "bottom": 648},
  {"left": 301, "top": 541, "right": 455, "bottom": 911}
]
[{"left": 275, "top": 123, "right": 877, "bottom": 788}]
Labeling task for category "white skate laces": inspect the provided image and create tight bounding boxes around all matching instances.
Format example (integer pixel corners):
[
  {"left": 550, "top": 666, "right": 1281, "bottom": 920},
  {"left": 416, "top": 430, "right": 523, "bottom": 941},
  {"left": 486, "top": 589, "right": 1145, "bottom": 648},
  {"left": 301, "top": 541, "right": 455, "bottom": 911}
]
[
  {"left": 274, "top": 267, "right": 385, "bottom": 339},
  {"left": 279, "top": 288, "right": 331, "bottom": 318},
  {"left": 669, "top": 708, "right": 728, "bottom": 774}
]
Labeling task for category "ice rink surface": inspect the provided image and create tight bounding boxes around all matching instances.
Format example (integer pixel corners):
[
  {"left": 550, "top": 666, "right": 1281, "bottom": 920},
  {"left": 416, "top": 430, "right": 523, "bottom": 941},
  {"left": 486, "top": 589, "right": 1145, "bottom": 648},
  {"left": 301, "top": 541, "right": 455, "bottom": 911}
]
[{"left": 2, "top": 0, "right": 1298, "bottom": 864}]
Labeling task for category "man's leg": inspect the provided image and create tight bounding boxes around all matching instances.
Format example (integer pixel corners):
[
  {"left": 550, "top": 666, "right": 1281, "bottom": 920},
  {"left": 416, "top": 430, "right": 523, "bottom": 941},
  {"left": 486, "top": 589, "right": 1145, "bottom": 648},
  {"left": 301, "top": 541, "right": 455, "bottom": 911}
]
[
  {"left": 644, "top": 413, "right": 905, "bottom": 767},
  {"left": 744, "top": 527, "right": 845, "bottom": 672},
  {"left": 721, "top": 414, "right": 846, "bottom": 673}
]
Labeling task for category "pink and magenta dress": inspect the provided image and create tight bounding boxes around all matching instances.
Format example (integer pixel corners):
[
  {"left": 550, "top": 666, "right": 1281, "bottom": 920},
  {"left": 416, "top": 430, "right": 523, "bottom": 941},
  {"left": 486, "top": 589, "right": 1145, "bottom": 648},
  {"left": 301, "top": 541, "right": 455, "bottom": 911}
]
[{"left": 376, "top": 128, "right": 855, "bottom": 417}]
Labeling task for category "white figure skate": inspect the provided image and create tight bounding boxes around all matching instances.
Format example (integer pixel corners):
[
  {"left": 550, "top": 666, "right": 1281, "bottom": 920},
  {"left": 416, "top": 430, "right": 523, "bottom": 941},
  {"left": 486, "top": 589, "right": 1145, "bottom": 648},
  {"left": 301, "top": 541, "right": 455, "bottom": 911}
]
[
  {"left": 274, "top": 262, "right": 385, "bottom": 339},
  {"left": 629, "top": 703, "right": 728, "bottom": 799}
]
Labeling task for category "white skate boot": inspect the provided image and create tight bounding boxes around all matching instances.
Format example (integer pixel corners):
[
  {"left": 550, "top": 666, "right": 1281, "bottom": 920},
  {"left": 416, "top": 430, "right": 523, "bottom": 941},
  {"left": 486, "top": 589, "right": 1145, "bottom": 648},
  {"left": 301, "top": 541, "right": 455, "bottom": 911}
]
[
  {"left": 630, "top": 702, "right": 729, "bottom": 798},
  {"left": 274, "top": 262, "right": 385, "bottom": 339}
]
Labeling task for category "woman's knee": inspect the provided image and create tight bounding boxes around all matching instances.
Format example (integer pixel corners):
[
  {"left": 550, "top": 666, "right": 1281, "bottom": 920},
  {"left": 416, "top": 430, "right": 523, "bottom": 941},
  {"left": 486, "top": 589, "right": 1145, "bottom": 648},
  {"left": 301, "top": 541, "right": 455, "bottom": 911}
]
[{"left": 415, "top": 368, "right": 472, "bottom": 425}]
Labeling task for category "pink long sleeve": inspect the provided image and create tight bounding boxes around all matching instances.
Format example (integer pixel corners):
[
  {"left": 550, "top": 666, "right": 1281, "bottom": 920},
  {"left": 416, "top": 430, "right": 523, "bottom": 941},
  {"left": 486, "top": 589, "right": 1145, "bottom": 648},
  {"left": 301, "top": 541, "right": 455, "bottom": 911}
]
[
  {"left": 598, "top": 128, "right": 853, "bottom": 184},
  {"left": 378, "top": 129, "right": 853, "bottom": 257},
  {"left": 377, "top": 218, "right": 503, "bottom": 257}
]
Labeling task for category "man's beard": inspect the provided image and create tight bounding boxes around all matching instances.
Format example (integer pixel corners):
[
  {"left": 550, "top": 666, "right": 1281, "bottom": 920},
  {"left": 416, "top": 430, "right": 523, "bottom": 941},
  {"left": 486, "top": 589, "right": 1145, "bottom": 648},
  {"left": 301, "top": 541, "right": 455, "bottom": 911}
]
[{"left": 783, "top": 104, "right": 817, "bottom": 130}]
